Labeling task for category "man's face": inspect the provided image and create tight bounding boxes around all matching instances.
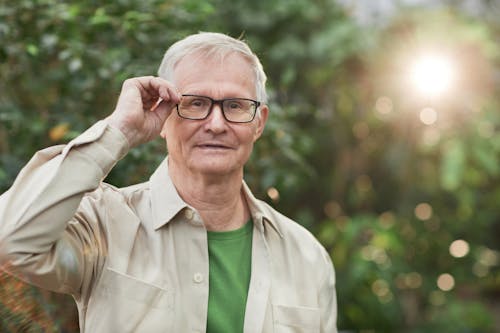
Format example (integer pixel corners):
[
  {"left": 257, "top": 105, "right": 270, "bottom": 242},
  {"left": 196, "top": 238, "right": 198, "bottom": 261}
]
[{"left": 162, "top": 52, "right": 268, "bottom": 177}]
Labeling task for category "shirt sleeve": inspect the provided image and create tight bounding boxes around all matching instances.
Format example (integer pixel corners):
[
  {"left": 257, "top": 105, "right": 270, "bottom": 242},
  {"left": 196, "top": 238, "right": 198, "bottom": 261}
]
[
  {"left": 319, "top": 247, "right": 338, "bottom": 333},
  {"left": 0, "top": 121, "right": 129, "bottom": 298}
]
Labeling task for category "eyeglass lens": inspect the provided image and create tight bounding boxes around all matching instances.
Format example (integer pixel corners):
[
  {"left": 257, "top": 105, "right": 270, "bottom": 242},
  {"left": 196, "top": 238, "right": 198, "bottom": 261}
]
[{"left": 177, "top": 95, "right": 257, "bottom": 123}]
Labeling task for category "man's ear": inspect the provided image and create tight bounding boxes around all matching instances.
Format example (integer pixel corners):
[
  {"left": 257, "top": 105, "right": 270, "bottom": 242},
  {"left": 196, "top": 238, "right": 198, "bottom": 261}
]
[
  {"left": 253, "top": 104, "right": 269, "bottom": 141},
  {"left": 160, "top": 106, "right": 176, "bottom": 139}
]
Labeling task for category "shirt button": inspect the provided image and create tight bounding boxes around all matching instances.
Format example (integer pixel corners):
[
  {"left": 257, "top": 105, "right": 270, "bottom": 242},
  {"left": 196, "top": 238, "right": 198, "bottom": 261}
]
[
  {"left": 185, "top": 209, "right": 194, "bottom": 220},
  {"left": 193, "top": 273, "right": 204, "bottom": 283}
]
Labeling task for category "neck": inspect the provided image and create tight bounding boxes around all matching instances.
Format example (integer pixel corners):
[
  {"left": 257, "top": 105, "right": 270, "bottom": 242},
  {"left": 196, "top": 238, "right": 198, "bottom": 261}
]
[{"left": 168, "top": 160, "right": 249, "bottom": 231}]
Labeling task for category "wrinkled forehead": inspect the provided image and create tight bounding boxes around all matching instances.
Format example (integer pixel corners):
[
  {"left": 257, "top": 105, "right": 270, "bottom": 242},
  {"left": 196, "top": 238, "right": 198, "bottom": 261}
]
[
  {"left": 172, "top": 50, "right": 255, "bottom": 83},
  {"left": 172, "top": 51, "right": 257, "bottom": 99}
]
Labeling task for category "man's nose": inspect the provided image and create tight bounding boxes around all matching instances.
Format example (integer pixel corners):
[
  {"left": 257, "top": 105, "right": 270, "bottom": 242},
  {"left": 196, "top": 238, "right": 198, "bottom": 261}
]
[{"left": 204, "top": 103, "right": 228, "bottom": 132}]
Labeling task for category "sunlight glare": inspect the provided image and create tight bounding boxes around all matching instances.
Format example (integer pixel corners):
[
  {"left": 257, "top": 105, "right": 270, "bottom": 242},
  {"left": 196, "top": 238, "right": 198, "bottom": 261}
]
[{"left": 411, "top": 55, "right": 454, "bottom": 96}]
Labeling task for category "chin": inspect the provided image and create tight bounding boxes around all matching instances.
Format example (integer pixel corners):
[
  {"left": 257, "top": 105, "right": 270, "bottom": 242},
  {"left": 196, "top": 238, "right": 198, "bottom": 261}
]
[{"left": 191, "top": 160, "right": 242, "bottom": 176}]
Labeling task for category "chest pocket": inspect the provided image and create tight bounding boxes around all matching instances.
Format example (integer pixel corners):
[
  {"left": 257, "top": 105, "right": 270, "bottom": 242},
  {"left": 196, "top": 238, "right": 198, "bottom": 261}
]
[
  {"left": 272, "top": 304, "right": 320, "bottom": 333},
  {"left": 85, "top": 267, "right": 174, "bottom": 333}
]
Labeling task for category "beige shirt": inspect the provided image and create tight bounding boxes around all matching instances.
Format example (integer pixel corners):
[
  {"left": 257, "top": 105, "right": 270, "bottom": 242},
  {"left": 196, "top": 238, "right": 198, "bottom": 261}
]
[{"left": 0, "top": 121, "right": 337, "bottom": 333}]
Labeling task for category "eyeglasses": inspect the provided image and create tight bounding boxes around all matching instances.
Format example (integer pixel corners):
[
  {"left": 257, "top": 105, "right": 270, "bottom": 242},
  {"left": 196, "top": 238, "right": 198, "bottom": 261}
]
[{"left": 176, "top": 94, "right": 261, "bottom": 123}]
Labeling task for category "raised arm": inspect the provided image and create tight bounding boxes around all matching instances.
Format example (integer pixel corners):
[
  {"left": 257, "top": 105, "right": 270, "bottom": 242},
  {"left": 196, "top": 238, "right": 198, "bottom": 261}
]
[{"left": 0, "top": 76, "right": 179, "bottom": 298}]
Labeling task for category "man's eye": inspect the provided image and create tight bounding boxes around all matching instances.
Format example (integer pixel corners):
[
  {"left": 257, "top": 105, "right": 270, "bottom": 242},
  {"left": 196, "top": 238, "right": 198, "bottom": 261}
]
[
  {"left": 228, "top": 101, "right": 244, "bottom": 109},
  {"left": 189, "top": 99, "right": 207, "bottom": 108}
]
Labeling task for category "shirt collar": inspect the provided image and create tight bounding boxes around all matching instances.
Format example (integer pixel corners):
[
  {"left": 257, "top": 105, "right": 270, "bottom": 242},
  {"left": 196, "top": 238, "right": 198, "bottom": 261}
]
[
  {"left": 150, "top": 157, "right": 283, "bottom": 238},
  {"left": 150, "top": 157, "right": 189, "bottom": 230},
  {"left": 241, "top": 182, "right": 283, "bottom": 238}
]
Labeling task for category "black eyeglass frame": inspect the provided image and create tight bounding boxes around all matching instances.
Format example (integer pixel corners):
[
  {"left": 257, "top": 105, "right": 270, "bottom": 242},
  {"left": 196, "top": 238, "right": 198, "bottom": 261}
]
[{"left": 176, "top": 94, "right": 261, "bottom": 123}]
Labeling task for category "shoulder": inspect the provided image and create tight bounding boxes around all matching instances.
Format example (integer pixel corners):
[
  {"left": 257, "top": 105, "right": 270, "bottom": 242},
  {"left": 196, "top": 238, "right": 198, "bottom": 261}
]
[
  {"left": 80, "top": 180, "right": 150, "bottom": 209},
  {"left": 257, "top": 199, "right": 330, "bottom": 264},
  {"left": 74, "top": 181, "right": 152, "bottom": 237},
  {"left": 255, "top": 199, "right": 335, "bottom": 288}
]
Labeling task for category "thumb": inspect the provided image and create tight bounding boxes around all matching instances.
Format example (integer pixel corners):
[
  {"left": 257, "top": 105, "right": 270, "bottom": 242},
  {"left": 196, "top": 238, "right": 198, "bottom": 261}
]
[
  {"left": 152, "top": 98, "right": 176, "bottom": 121},
  {"left": 152, "top": 99, "right": 176, "bottom": 139}
]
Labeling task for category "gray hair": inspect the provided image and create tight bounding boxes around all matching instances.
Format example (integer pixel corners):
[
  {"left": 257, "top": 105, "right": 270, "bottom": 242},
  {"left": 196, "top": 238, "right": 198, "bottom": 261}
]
[{"left": 157, "top": 32, "right": 268, "bottom": 104}]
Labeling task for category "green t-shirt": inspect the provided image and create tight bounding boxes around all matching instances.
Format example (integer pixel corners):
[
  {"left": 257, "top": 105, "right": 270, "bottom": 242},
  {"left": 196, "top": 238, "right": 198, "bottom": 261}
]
[{"left": 206, "top": 221, "right": 253, "bottom": 333}]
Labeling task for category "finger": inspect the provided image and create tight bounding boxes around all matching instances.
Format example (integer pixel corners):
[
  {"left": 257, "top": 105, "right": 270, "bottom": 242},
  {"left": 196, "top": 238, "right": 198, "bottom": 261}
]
[
  {"left": 153, "top": 99, "right": 175, "bottom": 134},
  {"left": 135, "top": 76, "right": 180, "bottom": 112},
  {"left": 136, "top": 76, "right": 161, "bottom": 98},
  {"left": 149, "top": 77, "right": 181, "bottom": 104},
  {"left": 150, "top": 92, "right": 180, "bottom": 112}
]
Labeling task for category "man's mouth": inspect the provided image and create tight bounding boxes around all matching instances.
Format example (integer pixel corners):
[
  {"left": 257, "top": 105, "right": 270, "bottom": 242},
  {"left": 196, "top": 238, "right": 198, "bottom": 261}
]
[{"left": 197, "top": 143, "right": 232, "bottom": 149}]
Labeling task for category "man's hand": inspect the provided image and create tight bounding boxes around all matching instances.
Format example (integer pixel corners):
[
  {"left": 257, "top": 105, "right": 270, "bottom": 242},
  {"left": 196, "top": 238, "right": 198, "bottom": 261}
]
[{"left": 106, "top": 76, "right": 181, "bottom": 147}]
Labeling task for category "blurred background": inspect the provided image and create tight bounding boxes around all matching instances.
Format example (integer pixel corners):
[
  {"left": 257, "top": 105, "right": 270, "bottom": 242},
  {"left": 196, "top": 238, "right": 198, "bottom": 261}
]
[{"left": 1, "top": 0, "right": 499, "bottom": 332}]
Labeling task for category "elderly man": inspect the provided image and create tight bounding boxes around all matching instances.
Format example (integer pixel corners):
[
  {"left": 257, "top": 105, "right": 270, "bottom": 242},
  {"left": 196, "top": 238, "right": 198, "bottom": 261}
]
[{"left": 0, "top": 32, "right": 337, "bottom": 332}]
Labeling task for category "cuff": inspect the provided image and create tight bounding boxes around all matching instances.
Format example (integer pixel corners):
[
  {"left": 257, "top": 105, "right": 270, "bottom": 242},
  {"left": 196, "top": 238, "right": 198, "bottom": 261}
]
[{"left": 63, "top": 121, "right": 130, "bottom": 177}]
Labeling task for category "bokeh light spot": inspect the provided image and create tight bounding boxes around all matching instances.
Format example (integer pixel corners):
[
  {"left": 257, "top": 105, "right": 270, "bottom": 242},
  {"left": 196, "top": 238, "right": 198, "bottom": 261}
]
[
  {"left": 437, "top": 273, "right": 455, "bottom": 291},
  {"left": 361, "top": 245, "right": 389, "bottom": 266},
  {"left": 372, "top": 279, "right": 390, "bottom": 297},
  {"left": 415, "top": 203, "right": 433, "bottom": 220},
  {"left": 478, "top": 247, "right": 499, "bottom": 266},
  {"left": 324, "top": 201, "right": 342, "bottom": 219},
  {"left": 375, "top": 96, "right": 393, "bottom": 115},
  {"left": 406, "top": 272, "right": 423, "bottom": 289},
  {"left": 449, "top": 239, "right": 470, "bottom": 258},
  {"left": 419, "top": 107, "right": 437, "bottom": 125},
  {"left": 395, "top": 272, "right": 422, "bottom": 289},
  {"left": 353, "top": 122, "right": 370, "bottom": 140},
  {"left": 266, "top": 187, "right": 280, "bottom": 201},
  {"left": 378, "top": 211, "right": 395, "bottom": 229},
  {"left": 472, "top": 262, "right": 489, "bottom": 278}
]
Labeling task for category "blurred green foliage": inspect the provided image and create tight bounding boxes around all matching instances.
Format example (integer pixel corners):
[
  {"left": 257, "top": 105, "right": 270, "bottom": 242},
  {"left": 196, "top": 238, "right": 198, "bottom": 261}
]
[{"left": 1, "top": 0, "right": 499, "bottom": 332}]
